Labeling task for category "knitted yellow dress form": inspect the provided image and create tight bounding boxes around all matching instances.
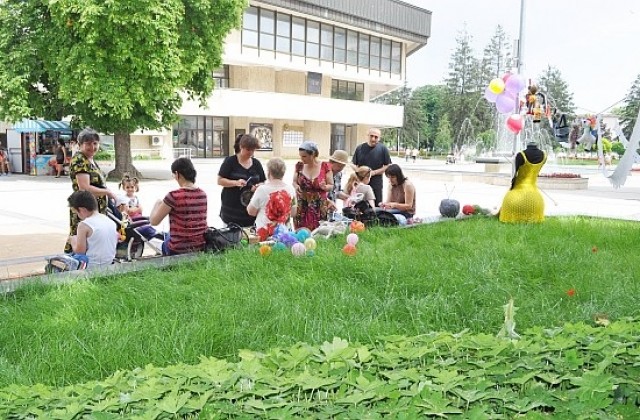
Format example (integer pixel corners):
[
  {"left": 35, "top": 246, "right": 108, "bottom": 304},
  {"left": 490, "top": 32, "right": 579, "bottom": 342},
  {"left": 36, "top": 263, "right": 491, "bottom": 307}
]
[{"left": 499, "top": 151, "right": 547, "bottom": 223}]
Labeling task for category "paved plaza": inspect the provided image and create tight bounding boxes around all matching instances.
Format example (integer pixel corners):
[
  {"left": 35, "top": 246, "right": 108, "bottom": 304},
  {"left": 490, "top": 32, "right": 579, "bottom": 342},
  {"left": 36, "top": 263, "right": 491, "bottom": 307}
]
[{"left": 1, "top": 157, "right": 640, "bottom": 279}]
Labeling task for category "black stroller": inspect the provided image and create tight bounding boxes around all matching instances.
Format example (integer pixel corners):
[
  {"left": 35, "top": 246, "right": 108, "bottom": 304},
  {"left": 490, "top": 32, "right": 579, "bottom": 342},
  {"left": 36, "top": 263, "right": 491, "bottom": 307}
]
[
  {"left": 341, "top": 200, "right": 398, "bottom": 227},
  {"left": 107, "top": 201, "right": 162, "bottom": 261}
]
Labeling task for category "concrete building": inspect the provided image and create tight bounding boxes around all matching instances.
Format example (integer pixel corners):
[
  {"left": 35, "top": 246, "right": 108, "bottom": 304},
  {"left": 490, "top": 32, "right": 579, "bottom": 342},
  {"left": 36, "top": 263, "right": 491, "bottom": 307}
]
[{"left": 172, "top": 0, "right": 431, "bottom": 159}]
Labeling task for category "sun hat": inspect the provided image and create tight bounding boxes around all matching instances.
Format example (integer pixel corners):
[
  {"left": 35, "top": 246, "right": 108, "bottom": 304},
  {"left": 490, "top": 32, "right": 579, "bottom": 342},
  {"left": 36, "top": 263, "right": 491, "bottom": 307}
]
[
  {"left": 298, "top": 141, "right": 318, "bottom": 154},
  {"left": 329, "top": 149, "right": 349, "bottom": 165}
]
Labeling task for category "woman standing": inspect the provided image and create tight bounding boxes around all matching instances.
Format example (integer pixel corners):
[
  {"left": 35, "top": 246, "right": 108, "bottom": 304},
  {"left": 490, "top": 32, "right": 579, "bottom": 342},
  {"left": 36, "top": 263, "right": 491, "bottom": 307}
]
[
  {"left": 293, "top": 141, "right": 333, "bottom": 230},
  {"left": 64, "top": 128, "right": 116, "bottom": 253},
  {"left": 54, "top": 139, "right": 67, "bottom": 178},
  {"left": 150, "top": 157, "right": 208, "bottom": 255},
  {"left": 217, "top": 134, "right": 266, "bottom": 227}
]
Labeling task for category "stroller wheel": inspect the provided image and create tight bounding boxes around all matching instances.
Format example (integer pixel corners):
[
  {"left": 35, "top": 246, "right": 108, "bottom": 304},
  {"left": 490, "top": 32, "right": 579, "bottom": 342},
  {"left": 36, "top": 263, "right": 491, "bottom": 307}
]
[{"left": 128, "top": 241, "right": 144, "bottom": 260}]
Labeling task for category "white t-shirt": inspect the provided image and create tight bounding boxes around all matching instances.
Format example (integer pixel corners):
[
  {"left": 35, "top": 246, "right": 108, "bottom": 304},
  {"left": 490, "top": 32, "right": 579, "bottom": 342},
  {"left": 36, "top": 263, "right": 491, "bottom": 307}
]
[
  {"left": 81, "top": 213, "right": 117, "bottom": 267},
  {"left": 248, "top": 180, "right": 296, "bottom": 230}
]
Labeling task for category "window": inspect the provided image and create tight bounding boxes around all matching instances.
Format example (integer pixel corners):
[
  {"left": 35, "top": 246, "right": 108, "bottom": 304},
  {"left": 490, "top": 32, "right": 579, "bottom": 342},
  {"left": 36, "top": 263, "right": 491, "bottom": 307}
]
[
  {"left": 320, "top": 23, "right": 333, "bottom": 61},
  {"left": 276, "top": 13, "right": 290, "bottom": 53},
  {"left": 381, "top": 39, "right": 391, "bottom": 72},
  {"left": 391, "top": 41, "right": 402, "bottom": 74},
  {"left": 358, "top": 34, "right": 369, "bottom": 68},
  {"left": 306, "top": 21, "right": 319, "bottom": 59},
  {"left": 212, "top": 65, "right": 229, "bottom": 88},
  {"left": 283, "top": 130, "right": 304, "bottom": 147},
  {"left": 259, "top": 9, "right": 275, "bottom": 50},
  {"left": 242, "top": 7, "right": 258, "bottom": 48},
  {"left": 291, "top": 17, "right": 305, "bottom": 56},
  {"left": 331, "top": 79, "right": 364, "bottom": 101},
  {"left": 346, "top": 30, "right": 358, "bottom": 66},
  {"left": 370, "top": 37, "right": 381, "bottom": 71},
  {"left": 334, "top": 27, "right": 346, "bottom": 64}
]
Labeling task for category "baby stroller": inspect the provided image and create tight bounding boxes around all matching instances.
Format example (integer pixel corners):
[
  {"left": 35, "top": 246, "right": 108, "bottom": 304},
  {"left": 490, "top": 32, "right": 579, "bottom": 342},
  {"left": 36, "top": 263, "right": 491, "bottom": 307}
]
[
  {"left": 107, "top": 201, "right": 162, "bottom": 261},
  {"left": 341, "top": 196, "right": 398, "bottom": 227}
]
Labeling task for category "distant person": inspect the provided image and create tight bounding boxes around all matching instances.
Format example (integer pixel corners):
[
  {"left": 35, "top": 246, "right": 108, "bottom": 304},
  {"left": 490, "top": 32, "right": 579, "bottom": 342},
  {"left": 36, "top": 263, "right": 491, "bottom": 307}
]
[
  {"left": 247, "top": 157, "right": 297, "bottom": 238},
  {"left": 499, "top": 142, "right": 546, "bottom": 223},
  {"left": 293, "top": 141, "right": 333, "bottom": 230},
  {"left": 217, "top": 134, "right": 266, "bottom": 227},
  {"left": 326, "top": 149, "right": 350, "bottom": 212},
  {"left": 380, "top": 164, "right": 416, "bottom": 220},
  {"left": 404, "top": 147, "right": 411, "bottom": 162},
  {"left": 0, "top": 147, "right": 11, "bottom": 175},
  {"left": 54, "top": 139, "right": 67, "bottom": 178},
  {"left": 67, "top": 190, "right": 117, "bottom": 268},
  {"left": 352, "top": 127, "right": 392, "bottom": 206},
  {"left": 150, "top": 157, "right": 208, "bottom": 255},
  {"left": 411, "top": 147, "right": 419, "bottom": 162}
]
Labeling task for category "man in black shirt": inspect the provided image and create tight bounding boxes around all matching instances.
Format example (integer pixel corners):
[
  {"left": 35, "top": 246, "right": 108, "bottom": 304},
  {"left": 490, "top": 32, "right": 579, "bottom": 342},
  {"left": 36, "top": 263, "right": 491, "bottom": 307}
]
[{"left": 352, "top": 128, "right": 392, "bottom": 206}]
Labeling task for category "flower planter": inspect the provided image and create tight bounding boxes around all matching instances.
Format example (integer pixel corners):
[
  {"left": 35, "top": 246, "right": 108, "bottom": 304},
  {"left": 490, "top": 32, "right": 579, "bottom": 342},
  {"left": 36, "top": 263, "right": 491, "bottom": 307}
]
[{"left": 537, "top": 176, "right": 588, "bottom": 190}]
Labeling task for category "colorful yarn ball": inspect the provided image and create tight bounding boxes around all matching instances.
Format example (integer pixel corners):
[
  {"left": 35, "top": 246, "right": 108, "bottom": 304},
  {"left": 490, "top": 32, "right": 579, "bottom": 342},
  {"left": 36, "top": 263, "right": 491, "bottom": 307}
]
[
  {"left": 346, "top": 233, "right": 359, "bottom": 246},
  {"left": 304, "top": 237, "right": 317, "bottom": 250},
  {"left": 259, "top": 244, "right": 272, "bottom": 256},
  {"left": 291, "top": 242, "right": 307, "bottom": 257},
  {"left": 342, "top": 243, "right": 357, "bottom": 256}
]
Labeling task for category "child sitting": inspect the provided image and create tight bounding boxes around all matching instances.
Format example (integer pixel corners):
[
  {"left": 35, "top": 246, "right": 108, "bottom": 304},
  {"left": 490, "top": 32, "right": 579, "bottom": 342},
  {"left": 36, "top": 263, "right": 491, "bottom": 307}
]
[
  {"left": 115, "top": 195, "right": 157, "bottom": 240},
  {"left": 119, "top": 174, "right": 143, "bottom": 219},
  {"left": 344, "top": 166, "right": 376, "bottom": 209},
  {"left": 68, "top": 190, "right": 118, "bottom": 268}
]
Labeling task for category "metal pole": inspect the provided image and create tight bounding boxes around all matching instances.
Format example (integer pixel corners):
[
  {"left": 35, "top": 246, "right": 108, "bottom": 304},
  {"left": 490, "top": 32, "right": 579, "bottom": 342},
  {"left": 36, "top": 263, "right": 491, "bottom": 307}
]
[{"left": 512, "top": 0, "right": 526, "bottom": 156}]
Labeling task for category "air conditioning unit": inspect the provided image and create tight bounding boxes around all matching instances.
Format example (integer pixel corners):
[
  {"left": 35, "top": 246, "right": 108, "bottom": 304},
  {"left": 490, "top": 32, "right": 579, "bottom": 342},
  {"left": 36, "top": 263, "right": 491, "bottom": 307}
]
[{"left": 151, "top": 136, "right": 163, "bottom": 146}]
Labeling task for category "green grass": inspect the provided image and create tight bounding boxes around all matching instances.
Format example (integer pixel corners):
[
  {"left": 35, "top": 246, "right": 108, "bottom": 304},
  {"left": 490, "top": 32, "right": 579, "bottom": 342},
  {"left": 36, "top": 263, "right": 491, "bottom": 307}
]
[{"left": 1, "top": 216, "right": 639, "bottom": 388}]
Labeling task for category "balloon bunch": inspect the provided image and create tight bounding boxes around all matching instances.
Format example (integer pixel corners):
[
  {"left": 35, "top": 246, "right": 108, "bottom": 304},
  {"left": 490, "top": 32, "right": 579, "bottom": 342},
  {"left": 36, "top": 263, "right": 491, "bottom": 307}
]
[
  {"left": 259, "top": 225, "right": 317, "bottom": 257},
  {"left": 484, "top": 73, "right": 527, "bottom": 134}
]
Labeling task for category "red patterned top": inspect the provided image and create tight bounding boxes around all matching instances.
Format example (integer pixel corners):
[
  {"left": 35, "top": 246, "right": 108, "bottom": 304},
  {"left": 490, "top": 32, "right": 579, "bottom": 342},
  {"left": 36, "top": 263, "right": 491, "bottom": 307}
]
[{"left": 163, "top": 187, "right": 208, "bottom": 254}]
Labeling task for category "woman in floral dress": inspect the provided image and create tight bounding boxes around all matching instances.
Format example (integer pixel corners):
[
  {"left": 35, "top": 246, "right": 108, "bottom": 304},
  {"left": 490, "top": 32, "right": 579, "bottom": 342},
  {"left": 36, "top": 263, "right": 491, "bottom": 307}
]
[
  {"left": 293, "top": 141, "right": 333, "bottom": 230},
  {"left": 64, "top": 128, "right": 116, "bottom": 253}
]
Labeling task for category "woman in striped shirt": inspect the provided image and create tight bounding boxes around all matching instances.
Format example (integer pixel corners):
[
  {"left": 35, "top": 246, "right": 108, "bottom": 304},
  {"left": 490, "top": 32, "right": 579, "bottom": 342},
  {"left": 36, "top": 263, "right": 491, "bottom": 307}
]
[{"left": 150, "top": 157, "right": 208, "bottom": 255}]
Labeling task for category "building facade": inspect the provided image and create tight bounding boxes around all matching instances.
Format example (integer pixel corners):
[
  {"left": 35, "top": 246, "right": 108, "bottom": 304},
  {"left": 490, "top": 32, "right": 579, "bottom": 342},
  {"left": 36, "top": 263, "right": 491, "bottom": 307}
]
[{"left": 173, "top": 0, "right": 431, "bottom": 159}]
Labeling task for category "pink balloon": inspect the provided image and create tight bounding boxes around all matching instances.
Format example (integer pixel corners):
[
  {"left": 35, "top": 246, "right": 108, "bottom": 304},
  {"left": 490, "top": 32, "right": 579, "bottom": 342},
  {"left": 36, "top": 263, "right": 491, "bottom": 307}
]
[
  {"left": 505, "top": 74, "right": 526, "bottom": 95},
  {"left": 484, "top": 86, "right": 498, "bottom": 103},
  {"left": 495, "top": 93, "right": 516, "bottom": 114},
  {"left": 506, "top": 114, "right": 524, "bottom": 134}
]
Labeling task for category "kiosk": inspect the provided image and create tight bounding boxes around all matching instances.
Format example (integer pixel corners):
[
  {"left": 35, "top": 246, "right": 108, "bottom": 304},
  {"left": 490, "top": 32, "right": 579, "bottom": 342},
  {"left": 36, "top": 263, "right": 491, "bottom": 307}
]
[{"left": 9, "top": 119, "right": 72, "bottom": 175}]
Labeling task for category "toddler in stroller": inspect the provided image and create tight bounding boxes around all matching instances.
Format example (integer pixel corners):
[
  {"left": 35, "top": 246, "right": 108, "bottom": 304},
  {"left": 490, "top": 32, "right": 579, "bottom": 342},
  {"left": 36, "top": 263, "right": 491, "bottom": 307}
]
[{"left": 109, "top": 196, "right": 162, "bottom": 260}]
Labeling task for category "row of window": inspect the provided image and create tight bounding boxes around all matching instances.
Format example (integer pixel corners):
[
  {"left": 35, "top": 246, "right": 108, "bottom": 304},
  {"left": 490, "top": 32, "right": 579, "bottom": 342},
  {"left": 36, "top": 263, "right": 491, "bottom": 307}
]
[{"left": 243, "top": 7, "right": 402, "bottom": 74}]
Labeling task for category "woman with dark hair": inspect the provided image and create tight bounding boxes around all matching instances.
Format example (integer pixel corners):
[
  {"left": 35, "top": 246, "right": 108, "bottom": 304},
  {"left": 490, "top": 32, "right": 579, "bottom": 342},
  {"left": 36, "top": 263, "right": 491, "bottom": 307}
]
[
  {"left": 380, "top": 164, "right": 416, "bottom": 219},
  {"left": 54, "top": 139, "right": 67, "bottom": 178},
  {"left": 64, "top": 128, "right": 116, "bottom": 253},
  {"left": 150, "top": 157, "right": 208, "bottom": 255},
  {"left": 293, "top": 140, "right": 333, "bottom": 230},
  {"left": 217, "top": 134, "right": 266, "bottom": 227}
]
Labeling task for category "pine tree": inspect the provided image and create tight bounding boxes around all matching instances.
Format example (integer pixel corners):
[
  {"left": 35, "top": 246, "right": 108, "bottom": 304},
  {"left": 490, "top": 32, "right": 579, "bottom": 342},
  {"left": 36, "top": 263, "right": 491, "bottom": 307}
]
[
  {"left": 444, "top": 28, "right": 481, "bottom": 148},
  {"left": 536, "top": 66, "right": 576, "bottom": 115},
  {"left": 620, "top": 74, "right": 640, "bottom": 137},
  {"left": 434, "top": 114, "right": 453, "bottom": 155}
]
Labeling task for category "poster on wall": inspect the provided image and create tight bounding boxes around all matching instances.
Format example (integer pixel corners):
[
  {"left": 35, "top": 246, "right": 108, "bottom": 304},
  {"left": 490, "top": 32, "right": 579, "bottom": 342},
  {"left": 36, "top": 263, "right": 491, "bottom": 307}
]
[{"left": 250, "top": 123, "right": 273, "bottom": 151}]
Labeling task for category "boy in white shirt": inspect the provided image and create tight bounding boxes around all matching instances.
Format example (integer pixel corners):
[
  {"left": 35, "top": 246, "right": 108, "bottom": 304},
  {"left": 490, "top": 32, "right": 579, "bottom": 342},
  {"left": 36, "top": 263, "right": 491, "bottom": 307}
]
[{"left": 67, "top": 191, "right": 118, "bottom": 268}]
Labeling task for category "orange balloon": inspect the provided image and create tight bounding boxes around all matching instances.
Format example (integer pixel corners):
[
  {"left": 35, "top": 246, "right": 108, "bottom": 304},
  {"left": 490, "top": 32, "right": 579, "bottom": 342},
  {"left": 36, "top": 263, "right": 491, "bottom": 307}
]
[{"left": 342, "top": 244, "right": 357, "bottom": 256}]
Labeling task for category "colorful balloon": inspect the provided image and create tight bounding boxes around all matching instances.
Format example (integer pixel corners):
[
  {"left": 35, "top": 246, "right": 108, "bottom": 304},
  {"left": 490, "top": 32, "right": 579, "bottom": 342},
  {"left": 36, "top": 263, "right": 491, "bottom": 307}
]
[
  {"left": 488, "top": 78, "right": 505, "bottom": 95},
  {"left": 495, "top": 93, "right": 516, "bottom": 114},
  {"left": 342, "top": 244, "right": 357, "bottom": 256},
  {"left": 291, "top": 242, "right": 306, "bottom": 256},
  {"left": 506, "top": 114, "right": 524, "bottom": 134},
  {"left": 504, "top": 74, "right": 526, "bottom": 95},
  {"left": 304, "top": 237, "right": 317, "bottom": 250},
  {"left": 483, "top": 86, "right": 498, "bottom": 103},
  {"left": 346, "top": 233, "right": 359, "bottom": 246}
]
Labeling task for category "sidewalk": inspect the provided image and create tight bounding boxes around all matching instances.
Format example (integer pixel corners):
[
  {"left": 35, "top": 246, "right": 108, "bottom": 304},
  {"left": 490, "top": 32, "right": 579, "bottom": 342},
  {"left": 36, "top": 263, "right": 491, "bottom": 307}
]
[{"left": 1, "top": 157, "right": 639, "bottom": 279}]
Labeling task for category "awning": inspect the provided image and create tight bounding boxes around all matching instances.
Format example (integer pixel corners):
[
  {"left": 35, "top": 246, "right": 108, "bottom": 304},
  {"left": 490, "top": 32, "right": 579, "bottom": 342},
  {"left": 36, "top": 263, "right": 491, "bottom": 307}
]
[{"left": 13, "top": 119, "right": 71, "bottom": 133}]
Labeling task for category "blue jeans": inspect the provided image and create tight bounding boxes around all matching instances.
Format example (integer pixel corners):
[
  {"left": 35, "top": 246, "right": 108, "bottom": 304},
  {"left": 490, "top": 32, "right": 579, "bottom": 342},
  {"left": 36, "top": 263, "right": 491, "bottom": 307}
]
[
  {"left": 71, "top": 253, "right": 89, "bottom": 269},
  {"left": 161, "top": 233, "right": 175, "bottom": 256}
]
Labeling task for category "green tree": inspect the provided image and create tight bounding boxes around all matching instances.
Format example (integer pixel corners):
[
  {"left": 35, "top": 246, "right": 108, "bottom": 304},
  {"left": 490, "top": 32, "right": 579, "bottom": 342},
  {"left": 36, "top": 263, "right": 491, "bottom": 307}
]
[
  {"left": 619, "top": 74, "right": 640, "bottom": 137},
  {"left": 480, "top": 25, "right": 513, "bottom": 81},
  {"left": 0, "top": 0, "right": 246, "bottom": 178},
  {"left": 411, "top": 85, "right": 447, "bottom": 151},
  {"left": 434, "top": 114, "right": 453, "bottom": 154},
  {"left": 444, "top": 28, "right": 481, "bottom": 149},
  {"left": 536, "top": 66, "right": 576, "bottom": 115}
]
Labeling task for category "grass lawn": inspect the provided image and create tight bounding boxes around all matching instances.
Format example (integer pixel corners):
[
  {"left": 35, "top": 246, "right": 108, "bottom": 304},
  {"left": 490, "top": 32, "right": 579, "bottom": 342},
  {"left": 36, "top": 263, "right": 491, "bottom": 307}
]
[{"left": 1, "top": 216, "right": 639, "bottom": 390}]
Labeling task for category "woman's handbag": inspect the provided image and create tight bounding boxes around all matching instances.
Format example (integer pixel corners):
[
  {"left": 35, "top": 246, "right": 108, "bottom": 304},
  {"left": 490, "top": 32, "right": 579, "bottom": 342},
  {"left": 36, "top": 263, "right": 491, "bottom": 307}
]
[{"left": 203, "top": 223, "right": 246, "bottom": 253}]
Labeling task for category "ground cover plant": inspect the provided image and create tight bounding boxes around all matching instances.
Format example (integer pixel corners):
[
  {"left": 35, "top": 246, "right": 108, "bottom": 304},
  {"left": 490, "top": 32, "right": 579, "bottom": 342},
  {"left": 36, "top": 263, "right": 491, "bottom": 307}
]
[{"left": 1, "top": 216, "right": 639, "bottom": 416}]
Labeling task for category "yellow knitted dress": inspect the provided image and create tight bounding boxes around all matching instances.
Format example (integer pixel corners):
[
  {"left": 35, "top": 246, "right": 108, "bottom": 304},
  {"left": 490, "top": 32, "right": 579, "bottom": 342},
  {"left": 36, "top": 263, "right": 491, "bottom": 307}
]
[{"left": 499, "top": 152, "right": 547, "bottom": 223}]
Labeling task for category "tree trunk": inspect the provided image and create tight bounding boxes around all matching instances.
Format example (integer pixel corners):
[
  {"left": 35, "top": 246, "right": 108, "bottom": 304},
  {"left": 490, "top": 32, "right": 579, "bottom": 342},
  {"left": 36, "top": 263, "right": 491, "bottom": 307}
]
[{"left": 108, "top": 131, "right": 141, "bottom": 180}]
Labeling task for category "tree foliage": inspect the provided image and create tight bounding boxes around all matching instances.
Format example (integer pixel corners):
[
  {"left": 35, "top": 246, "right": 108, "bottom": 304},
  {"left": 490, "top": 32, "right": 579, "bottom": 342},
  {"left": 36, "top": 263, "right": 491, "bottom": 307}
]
[
  {"left": 536, "top": 66, "right": 576, "bottom": 115},
  {"left": 0, "top": 0, "right": 246, "bottom": 177},
  {"left": 620, "top": 74, "right": 640, "bottom": 137}
]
